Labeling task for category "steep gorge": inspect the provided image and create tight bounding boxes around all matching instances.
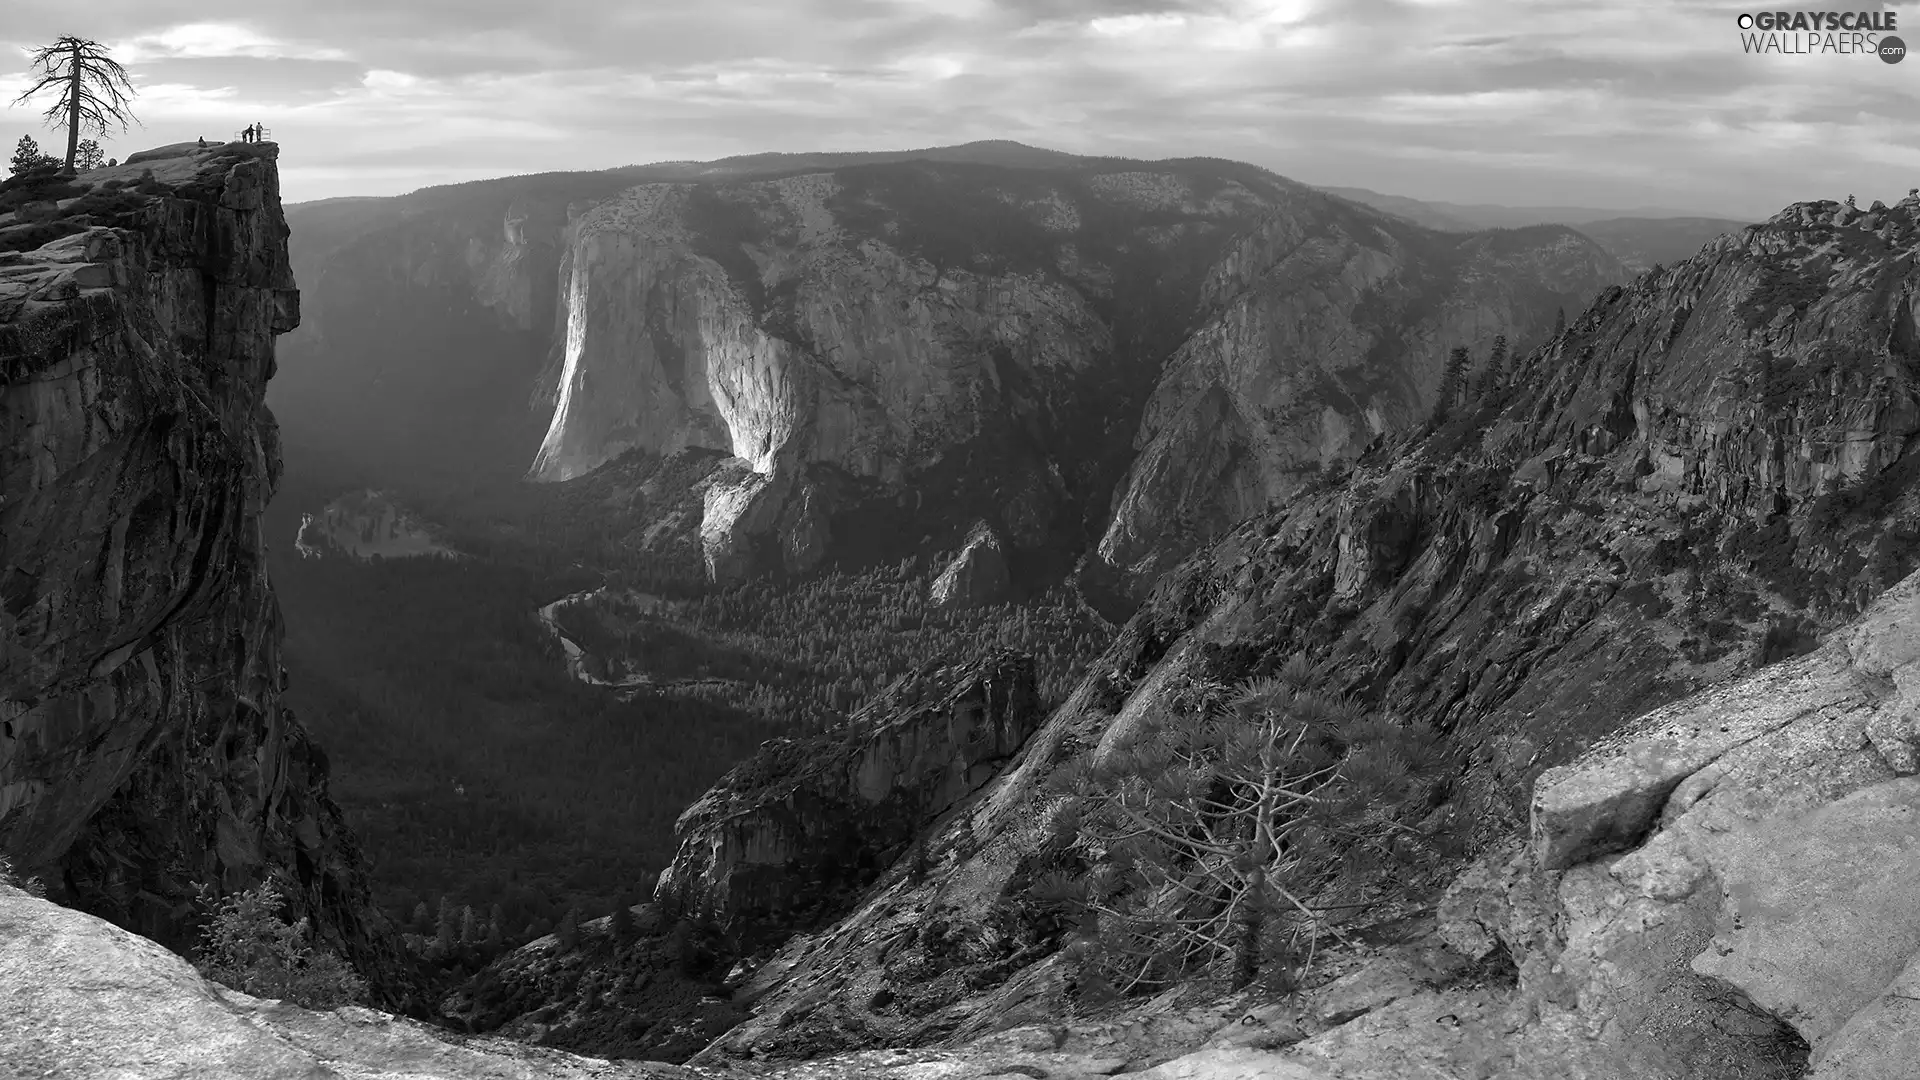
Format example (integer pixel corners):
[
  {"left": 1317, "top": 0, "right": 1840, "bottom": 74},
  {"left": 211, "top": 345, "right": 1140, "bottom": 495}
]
[
  {"left": 685, "top": 191, "right": 1920, "bottom": 1062},
  {"left": 276, "top": 149, "right": 1622, "bottom": 593}
]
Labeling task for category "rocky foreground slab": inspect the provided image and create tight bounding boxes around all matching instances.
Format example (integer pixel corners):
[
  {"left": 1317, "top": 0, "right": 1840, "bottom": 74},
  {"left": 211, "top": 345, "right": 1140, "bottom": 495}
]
[{"left": 12, "top": 568, "right": 1920, "bottom": 1077}]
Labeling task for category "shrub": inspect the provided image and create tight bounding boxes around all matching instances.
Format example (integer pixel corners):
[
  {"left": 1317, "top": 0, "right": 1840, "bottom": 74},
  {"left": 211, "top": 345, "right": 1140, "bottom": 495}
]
[
  {"left": 64, "top": 188, "right": 150, "bottom": 220},
  {"left": 194, "top": 880, "right": 368, "bottom": 1009},
  {"left": 0, "top": 853, "right": 47, "bottom": 897},
  {"left": 0, "top": 219, "right": 87, "bottom": 254}
]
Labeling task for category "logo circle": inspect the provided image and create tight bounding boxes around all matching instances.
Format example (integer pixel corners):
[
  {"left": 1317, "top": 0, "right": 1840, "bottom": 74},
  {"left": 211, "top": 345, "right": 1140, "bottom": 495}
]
[
  {"left": 1882, "top": 35, "right": 1907, "bottom": 63},
  {"left": 1737, "top": 13, "right": 1754, "bottom": 29}
]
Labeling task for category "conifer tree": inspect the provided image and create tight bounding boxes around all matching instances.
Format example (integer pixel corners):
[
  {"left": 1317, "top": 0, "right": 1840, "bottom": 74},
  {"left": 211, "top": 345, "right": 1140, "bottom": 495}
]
[
  {"left": 485, "top": 904, "right": 505, "bottom": 953},
  {"left": 1472, "top": 335, "right": 1509, "bottom": 401},
  {"left": 611, "top": 894, "right": 638, "bottom": 946},
  {"left": 7, "top": 135, "right": 59, "bottom": 178},
  {"left": 410, "top": 901, "right": 431, "bottom": 933},
  {"left": 906, "top": 834, "right": 933, "bottom": 885},
  {"left": 459, "top": 904, "right": 478, "bottom": 945},
  {"left": 1433, "top": 346, "right": 1471, "bottom": 423},
  {"left": 555, "top": 906, "right": 581, "bottom": 952},
  {"left": 434, "top": 897, "right": 456, "bottom": 955},
  {"left": 194, "top": 881, "right": 367, "bottom": 1009},
  {"left": 1037, "top": 656, "right": 1453, "bottom": 994},
  {"left": 10, "top": 37, "right": 139, "bottom": 172}
]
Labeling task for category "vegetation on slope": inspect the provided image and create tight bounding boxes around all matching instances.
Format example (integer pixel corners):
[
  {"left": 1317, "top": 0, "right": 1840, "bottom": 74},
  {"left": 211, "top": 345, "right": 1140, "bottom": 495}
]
[{"left": 264, "top": 456, "right": 1111, "bottom": 985}]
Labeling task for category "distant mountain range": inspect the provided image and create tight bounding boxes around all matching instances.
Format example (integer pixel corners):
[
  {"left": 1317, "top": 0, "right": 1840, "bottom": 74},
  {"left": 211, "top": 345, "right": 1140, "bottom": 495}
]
[{"left": 1317, "top": 184, "right": 1755, "bottom": 272}]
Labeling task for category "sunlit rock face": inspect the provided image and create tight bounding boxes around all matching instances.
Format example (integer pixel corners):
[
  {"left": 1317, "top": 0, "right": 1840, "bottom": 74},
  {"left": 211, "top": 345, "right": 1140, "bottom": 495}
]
[
  {"left": 692, "top": 194, "right": 1920, "bottom": 1063},
  {"left": 529, "top": 164, "right": 1620, "bottom": 586},
  {"left": 0, "top": 141, "right": 417, "bottom": 1006},
  {"left": 929, "top": 521, "right": 1012, "bottom": 610},
  {"left": 296, "top": 488, "right": 456, "bottom": 560}
]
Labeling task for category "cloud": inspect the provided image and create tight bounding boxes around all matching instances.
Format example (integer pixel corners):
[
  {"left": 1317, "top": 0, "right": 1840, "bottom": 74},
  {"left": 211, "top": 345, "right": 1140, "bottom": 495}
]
[{"left": 0, "top": 0, "right": 1909, "bottom": 215}]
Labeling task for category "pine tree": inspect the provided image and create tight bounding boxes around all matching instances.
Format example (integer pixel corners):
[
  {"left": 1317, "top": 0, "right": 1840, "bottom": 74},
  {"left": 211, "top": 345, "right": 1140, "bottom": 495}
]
[
  {"left": 434, "top": 897, "right": 456, "bottom": 955},
  {"left": 409, "top": 901, "right": 430, "bottom": 933},
  {"left": 906, "top": 834, "right": 933, "bottom": 885},
  {"left": 1042, "top": 657, "right": 1454, "bottom": 994},
  {"left": 194, "top": 881, "right": 367, "bottom": 1009},
  {"left": 10, "top": 37, "right": 139, "bottom": 172},
  {"left": 1433, "top": 346, "right": 1471, "bottom": 423},
  {"left": 459, "top": 904, "right": 478, "bottom": 945},
  {"left": 555, "top": 906, "right": 580, "bottom": 952},
  {"left": 7, "top": 135, "right": 57, "bottom": 178},
  {"left": 1472, "top": 335, "right": 1509, "bottom": 401},
  {"left": 73, "top": 138, "right": 103, "bottom": 171},
  {"left": 485, "top": 904, "right": 505, "bottom": 953},
  {"left": 611, "top": 894, "right": 638, "bottom": 946}
]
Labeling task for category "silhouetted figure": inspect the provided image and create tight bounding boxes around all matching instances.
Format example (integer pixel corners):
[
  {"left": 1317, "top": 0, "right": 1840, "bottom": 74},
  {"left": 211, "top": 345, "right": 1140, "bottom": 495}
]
[
  {"left": 196, "top": 136, "right": 205, "bottom": 148},
  {"left": 252, "top": 122, "right": 263, "bottom": 142}
]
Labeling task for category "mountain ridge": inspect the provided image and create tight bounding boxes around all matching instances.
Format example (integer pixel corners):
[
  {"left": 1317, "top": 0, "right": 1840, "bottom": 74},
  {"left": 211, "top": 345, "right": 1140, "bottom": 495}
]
[{"left": 276, "top": 148, "right": 1622, "bottom": 596}]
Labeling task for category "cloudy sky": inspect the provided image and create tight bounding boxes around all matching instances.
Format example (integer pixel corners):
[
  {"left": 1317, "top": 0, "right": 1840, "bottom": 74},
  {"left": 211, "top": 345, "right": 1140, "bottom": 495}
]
[{"left": 1, "top": 0, "right": 1913, "bottom": 216}]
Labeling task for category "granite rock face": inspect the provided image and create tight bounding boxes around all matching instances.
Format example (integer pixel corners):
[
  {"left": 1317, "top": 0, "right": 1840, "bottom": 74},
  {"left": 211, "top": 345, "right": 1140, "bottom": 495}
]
[
  {"left": 281, "top": 150, "right": 1621, "bottom": 588},
  {"left": 1093, "top": 208, "right": 1621, "bottom": 603},
  {"left": 689, "top": 193, "right": 1920, "bottom": 1062},
  {"left": 294, "top": 487, "right": 455, "bottom": 560},
  {"left": 530, "top": 167, "right": 1617, "bottom": 587},
  {"left": 929, "top": 522, "right": 1012, "bottom": 610},
  {"left": 0, "top": 142, "right": 416, "bottom": 1005},
  {"left": 0, "top": 881, "right": 701, "bottom": 1080},
  {"left": 654, "top": 651, "right": 1041, "bottom": 942}
]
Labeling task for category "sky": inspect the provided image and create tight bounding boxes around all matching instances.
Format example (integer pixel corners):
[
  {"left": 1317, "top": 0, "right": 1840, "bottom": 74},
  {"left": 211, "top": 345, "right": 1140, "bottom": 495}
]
[{"left": 0, "top": 0, "right": 1914, "bottom": 216}]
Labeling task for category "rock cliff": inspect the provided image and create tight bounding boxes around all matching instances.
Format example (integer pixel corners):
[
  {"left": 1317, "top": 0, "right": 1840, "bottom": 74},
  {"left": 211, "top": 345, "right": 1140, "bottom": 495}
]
[
  {"left": 1093, "top": 211, "right": 1621, "bottom": 603},
  {"left": 294, "top": 487, "right": 456, "bottom": 560},
  {"left": 12, "top": 179, "right": 1920, "bottom": 1072},
  {"left": 655, "top": 651, "right": 1041, "bottom": 942},
  {"left": 929, "top": 522, "right": 1011, "bottom": 610},
  {"left": 687, "top": 192, "right": 1920, "bottom": 1062},
  {"left": 0, "top": 142, "right": 417, "bottom": 1005},
  {"left": 529, "top": 162, "right": 1619, "bottom": 588},
  {"left": 276, "top": 147, "right": 1620, "bottom": 592}
]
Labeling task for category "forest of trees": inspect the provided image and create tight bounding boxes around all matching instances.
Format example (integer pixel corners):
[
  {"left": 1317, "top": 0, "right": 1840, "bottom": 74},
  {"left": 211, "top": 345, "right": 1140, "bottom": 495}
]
[{"left": 264, "top": 468, "right": 1112, "bottom": 953}]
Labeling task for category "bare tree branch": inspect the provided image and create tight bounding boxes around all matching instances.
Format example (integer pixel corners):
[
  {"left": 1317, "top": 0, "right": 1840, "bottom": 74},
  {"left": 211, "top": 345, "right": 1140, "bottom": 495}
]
[{"left": 11, "top": 36, "right": 141, "bottom": 171}]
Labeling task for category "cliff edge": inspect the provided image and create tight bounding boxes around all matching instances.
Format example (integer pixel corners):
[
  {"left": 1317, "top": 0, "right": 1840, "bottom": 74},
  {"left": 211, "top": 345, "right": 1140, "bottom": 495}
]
[{"left": 0, "top": 141, "right": 416, "bottom": 1004}]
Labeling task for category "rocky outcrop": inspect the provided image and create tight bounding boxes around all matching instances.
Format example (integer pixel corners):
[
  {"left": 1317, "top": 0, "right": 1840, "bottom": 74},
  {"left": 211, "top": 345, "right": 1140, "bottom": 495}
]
[
  {"left": 19, "top": 566, "right": 1919, "bottom": 1075},
  {"left": 654, "top": 651, "right": 1041, "bottom": 941},
  {"left": 1092, "top": 206, "right": 1622, "bottom": 604},
  {"left": 0, "top": 881, "right": 701, "bottom": 1079},
  {"left": 0, "top": 142, "right": 416, "bottom": 1005},
  {"left": 295, "top": 488, "right": 455, "bottom": 560},
  {"left": 929, "top": 522, "right": 1011, "bottom": 610},
  {"left": 688, "top": 192, "right": 1920, "bottom": 1061},
  {"left": 1429, "top": 567, "right": 1920, "bottom": 1078}
]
